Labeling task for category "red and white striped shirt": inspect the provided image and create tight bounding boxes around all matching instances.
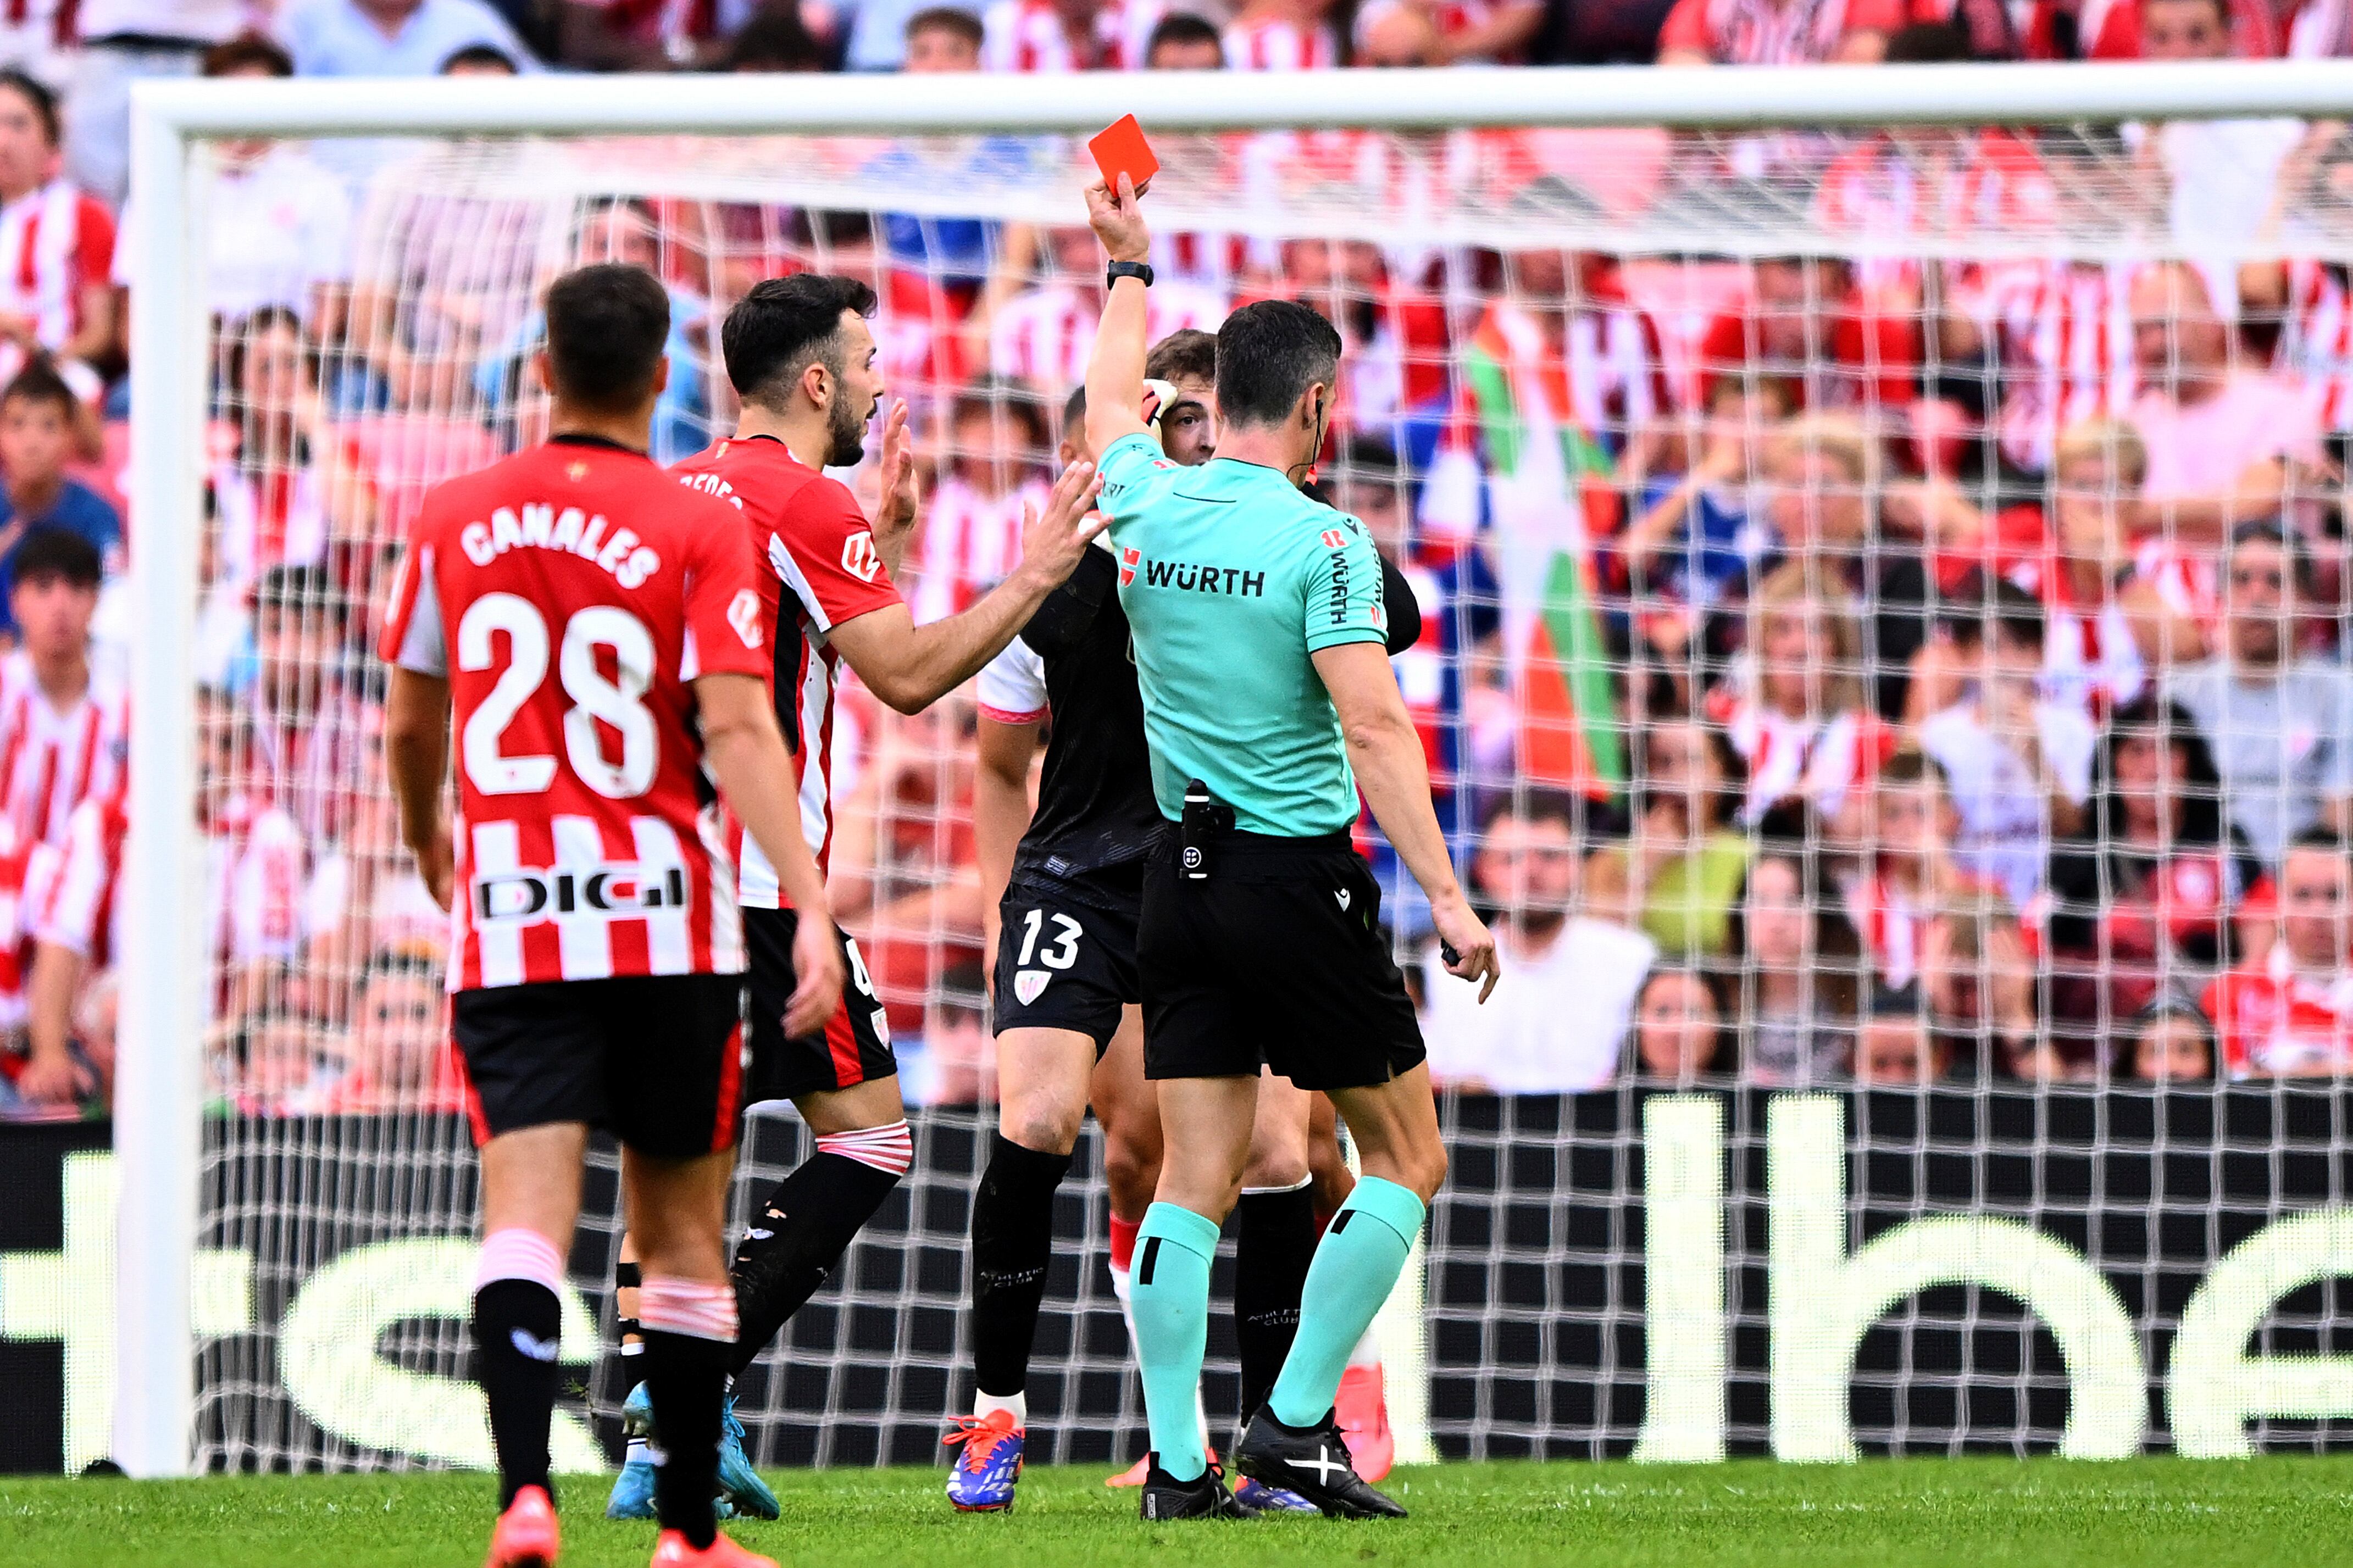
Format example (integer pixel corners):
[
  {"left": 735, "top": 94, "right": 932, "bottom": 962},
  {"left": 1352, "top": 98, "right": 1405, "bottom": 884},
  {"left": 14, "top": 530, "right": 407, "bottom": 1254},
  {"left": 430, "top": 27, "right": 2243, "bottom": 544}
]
[
  {"left": 27, "top": 792, "right": 312, "bottom": 983},
  {"left": 2204, "top": 942, "right": 2353, "bottom": 1078},
  {"left": 670, "top": 434, "right": 902, "bottom": 907},
  {"left": 986, "top": 279, "right": 1229, "bottom": 396},
  {"left": 0, "top": 653, "right": 125, "bottom": 849},
  {"left": 2285, "top": 260, "right": 2353, "bottom": 432},
  {"left": 906, "top": 472, "right": 1051, "bottom": 627},
  {"left": 0, "top": 818, "right": 57, "bottom": 1037},
  {"left": 1719, "top": 692, "right": 1894, "bottom": 826},
  {"left": 1222, "top": 12, "right": 1340, "bottom": 68},
  {"left": 1983, "top": 259, "right": 2139, "bottom": 473},
  {"left": 981, "top": 0, "right": 1163, "bottom": 69},
  {"left": 380, "top": 437, "right": 768, "bottom": 991},
  {"left": 0, "top": 181, "right": 112, "bottom": 367}
]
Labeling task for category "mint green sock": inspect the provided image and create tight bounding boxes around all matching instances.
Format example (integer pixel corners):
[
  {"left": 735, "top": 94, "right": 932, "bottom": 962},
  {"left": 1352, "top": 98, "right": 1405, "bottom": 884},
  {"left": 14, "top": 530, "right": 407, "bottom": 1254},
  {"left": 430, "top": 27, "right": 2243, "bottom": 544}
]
[
  {"left": 1130, "top": 1201, "right": 1222, "bottom": 1482},
  {"left": 1267, "top": 1177, "right": 1425, "bottom": 1430}
]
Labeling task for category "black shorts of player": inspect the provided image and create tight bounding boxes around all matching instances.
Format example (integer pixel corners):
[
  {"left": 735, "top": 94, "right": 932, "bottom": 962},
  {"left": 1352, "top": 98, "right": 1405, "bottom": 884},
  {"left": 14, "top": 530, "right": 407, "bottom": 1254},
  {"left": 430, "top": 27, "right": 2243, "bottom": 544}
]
[
  {"left": 742, "top": 904, "right": 897, "bottom": 1105},
  {"left": 1138, "top": 830, "right": 1425, "bottom": 1091},
  {"left": 990, "top": 865, "right": 1142, "bottom": 1054},
  {"left": 452, "top": 971, "right": 745, "bottom": 1158}
]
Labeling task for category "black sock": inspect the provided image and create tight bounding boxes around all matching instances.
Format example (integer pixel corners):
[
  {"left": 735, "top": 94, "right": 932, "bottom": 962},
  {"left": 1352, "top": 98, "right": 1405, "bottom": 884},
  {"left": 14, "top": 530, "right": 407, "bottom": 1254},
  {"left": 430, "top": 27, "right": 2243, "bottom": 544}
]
[
  {"left": 610, "top": 1259, "right": 644, "bottom": 1406},
  {"left": 643, "top": 1327, "right": 729, "bottom": 1548},
  {"left": 729, "top": 1152, "right": 904, "bottom": 1377},
  {"left": 970, "top": 1133, "right": 1073, "bottom": 1400},
  {"left": 473, "top": 1278, "right": 562, "bottom": 1509},
  {"left": 1233, "top": 1182, "right": 1316, "bottom": 1424}
]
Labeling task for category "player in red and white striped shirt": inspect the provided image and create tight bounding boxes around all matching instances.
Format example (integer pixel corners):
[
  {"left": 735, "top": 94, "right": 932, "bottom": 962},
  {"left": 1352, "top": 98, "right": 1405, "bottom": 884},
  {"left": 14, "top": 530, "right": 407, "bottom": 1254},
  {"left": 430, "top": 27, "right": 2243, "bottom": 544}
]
[
  {"left": 600, "top": 273, "right": 1104, "bottom": 1522},
  {"left": 0, "top": 529, "right": 122, "bottom": 849},
  {"left": 381, "top": 264, "right": 841, "bottom": 1568}
]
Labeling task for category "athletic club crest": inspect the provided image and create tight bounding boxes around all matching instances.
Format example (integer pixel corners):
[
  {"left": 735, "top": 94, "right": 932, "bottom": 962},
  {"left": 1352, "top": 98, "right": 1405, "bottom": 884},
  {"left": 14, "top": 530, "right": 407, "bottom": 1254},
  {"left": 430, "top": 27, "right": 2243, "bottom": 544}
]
[{"left": 1015, "top": 970, "right": 1051, "bottom": 1006}]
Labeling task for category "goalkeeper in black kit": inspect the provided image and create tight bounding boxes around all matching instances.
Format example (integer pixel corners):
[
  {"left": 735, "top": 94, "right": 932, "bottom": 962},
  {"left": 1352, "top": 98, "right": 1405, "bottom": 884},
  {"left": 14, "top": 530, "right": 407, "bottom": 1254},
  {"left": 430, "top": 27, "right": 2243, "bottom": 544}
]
[{"left": 944, "top": 326, "right": 1423, "bottom": 1513}]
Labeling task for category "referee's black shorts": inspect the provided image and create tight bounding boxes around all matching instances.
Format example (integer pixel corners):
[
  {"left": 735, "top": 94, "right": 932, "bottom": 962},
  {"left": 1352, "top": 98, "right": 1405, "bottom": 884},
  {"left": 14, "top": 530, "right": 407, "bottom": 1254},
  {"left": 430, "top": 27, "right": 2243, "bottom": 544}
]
[{"left": 1138, "top": 830, "right": 1425, "bottom": 1091}]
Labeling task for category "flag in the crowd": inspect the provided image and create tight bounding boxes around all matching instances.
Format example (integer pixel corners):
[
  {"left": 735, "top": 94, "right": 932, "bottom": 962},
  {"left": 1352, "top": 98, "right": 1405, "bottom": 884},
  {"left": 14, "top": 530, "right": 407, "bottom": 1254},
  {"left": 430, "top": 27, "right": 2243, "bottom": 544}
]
[{"left": 1461, "top": 319, "right": 1627, "bottom": 803}]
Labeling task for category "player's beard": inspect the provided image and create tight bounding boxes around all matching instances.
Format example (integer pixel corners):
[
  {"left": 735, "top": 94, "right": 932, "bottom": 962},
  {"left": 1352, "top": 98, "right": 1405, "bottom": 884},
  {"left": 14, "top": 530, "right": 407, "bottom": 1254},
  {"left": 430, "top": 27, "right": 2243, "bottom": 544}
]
[{"left": 826, "top": 393, "right": 868, "bottom": 469}]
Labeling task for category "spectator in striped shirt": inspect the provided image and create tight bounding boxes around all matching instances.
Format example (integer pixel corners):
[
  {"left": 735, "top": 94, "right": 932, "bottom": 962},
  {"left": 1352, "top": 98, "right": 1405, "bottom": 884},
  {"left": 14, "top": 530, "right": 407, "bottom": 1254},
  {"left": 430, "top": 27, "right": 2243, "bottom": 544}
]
[
  {"left": 0, "top": 529, "right": 122, "bottom": 850},
  {"left": 0, "top": 363, "right": 121, "bottom": 638},
  {"left": 904, "top": 377, "right": 1053, "bottom": 625},
  {"left": 1224, "top": 0, "right": 1342, "bottom": 68},
  {"left": 0, "top": 72, "right": 115, "bottom": 448}
]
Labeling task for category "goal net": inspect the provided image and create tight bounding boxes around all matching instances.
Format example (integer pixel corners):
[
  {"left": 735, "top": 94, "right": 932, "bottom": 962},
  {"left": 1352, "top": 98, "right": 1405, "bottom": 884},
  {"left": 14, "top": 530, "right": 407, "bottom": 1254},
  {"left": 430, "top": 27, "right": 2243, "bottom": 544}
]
[{"left": 100, "top": 66, "right": 2353, "bottom": 1479}]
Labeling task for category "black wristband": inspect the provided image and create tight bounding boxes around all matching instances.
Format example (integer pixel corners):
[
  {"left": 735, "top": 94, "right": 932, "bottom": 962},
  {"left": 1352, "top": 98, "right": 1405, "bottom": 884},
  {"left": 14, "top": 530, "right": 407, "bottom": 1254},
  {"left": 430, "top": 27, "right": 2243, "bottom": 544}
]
[{"left": 1106, "top": 260, "right": 1155, "bottom": 289}]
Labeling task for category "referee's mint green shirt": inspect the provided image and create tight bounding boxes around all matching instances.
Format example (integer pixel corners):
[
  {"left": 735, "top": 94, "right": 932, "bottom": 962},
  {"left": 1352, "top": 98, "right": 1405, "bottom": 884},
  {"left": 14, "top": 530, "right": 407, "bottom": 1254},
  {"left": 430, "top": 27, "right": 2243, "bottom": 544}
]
[{"left": 1100, "top": 431, "right": 1389, "bottom": 837}]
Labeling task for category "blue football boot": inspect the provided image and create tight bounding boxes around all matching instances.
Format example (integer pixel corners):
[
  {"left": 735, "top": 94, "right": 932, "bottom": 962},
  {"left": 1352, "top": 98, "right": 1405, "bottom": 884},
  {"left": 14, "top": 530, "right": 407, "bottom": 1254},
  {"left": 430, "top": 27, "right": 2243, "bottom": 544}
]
[{"left": 942, "top": 1411, "right": 1024, "bottom": 1512}]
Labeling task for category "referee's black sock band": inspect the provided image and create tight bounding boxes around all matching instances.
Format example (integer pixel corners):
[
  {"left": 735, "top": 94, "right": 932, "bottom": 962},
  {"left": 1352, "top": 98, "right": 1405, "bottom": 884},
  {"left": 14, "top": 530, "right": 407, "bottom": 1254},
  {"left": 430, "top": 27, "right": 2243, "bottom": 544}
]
[
  {"left": 728, "top": 1151, "right": 904, "bottom": 1377},
  {"left": 473, "top": 1278, "right": 563, "bottom": 1509},
  {"left": 970, "top": 1133, "right": 1074, "bottom": 1399},
  {"left": 1234, "top": 1181, "right": 1316, "bottom": 1425}
]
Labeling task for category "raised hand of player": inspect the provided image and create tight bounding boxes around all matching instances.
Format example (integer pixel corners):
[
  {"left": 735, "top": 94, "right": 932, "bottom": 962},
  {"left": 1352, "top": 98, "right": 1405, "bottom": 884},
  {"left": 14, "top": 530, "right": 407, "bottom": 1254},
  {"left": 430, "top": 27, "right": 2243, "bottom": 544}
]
[
  {"left": 1085, "top": 171, "right": 1151, "bottom": 265},
  {"left": 1431, "top": 895, "right": 1501, "bottom": 1004},
  {"left": 1011, "top": 459, "right": 1106, "bottom": 592},
  {"left": 783, "top": 911, "right": 846, "bottom": 1041},
  {"left": 875, "top": 398, "right": 919, "bottom": 541}
]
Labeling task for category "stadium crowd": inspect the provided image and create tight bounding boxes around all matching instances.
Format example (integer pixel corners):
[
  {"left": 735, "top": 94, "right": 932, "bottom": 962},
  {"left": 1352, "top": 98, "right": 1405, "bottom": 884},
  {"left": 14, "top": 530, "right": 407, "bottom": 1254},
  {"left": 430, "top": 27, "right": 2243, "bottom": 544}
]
[{"left": 3, "top": 2, "right": 2353, "bottom": 1115}]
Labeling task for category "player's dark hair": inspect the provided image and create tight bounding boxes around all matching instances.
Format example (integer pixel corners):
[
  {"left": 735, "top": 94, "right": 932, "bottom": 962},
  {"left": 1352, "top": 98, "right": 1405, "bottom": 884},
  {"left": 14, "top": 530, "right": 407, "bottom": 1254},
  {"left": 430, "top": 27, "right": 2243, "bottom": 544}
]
[
  {"left": 1215, "top": 299, "right": 1341, "bottom": 430},
  {"left": 904, "top": 5, "right": 983, "bottom": 47},
  {"left": 1145, "top": 11, "right": 1224, "bottom": 63},
  {"left": 12, "top": 528, "right": 101, "bottom": 591},
  {"left": 203, "top": 35, "right": 295, "bottom": 77},
  {"left": 2, "top": 359, "right": 77, "bottom": 421},
  {"left": 543, "top": 263, "right": 671, "bottom": 416},
  {"left": 1145, "top": 327, "right": 1218, "bottom": 386},
  {"left": 1062, "top": 384, "right": 1087, "bottom": 439},
  {"left": 440, "top": 42, "right": 520, "bottom": 73},
  {"left": 0, "top": 70, "right": 58, "bottom": 146},
  {"left": 722, "top": 273, "right": 878, "bottom": 409}
]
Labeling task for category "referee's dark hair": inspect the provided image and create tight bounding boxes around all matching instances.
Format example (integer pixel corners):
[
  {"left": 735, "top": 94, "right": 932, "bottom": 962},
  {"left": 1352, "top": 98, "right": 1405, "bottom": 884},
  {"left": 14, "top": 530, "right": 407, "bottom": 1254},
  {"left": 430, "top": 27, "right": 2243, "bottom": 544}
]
[
  {"left": 722, "top": 273, "right": 879, "bottom": 410},
  {"left": 1214, "top": 299, "right": 1342, "bottom": 430},
  {"left": 543, "top": 263, "right": 672, "bottom": 416}
]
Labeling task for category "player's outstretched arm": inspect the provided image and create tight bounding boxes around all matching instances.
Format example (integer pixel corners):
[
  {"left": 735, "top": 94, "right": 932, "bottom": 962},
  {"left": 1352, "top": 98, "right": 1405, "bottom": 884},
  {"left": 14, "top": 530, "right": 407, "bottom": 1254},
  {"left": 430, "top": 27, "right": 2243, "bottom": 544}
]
[
  {"left": 1313, "top": 640, "right": 1500, "bottom": 1003},
  {"left": 828, "top": 460, "right": 1105, "bottom": 714},
  {"left": 697, "top": 670, "right": 846, "bottom": 1039},
  {"left": 385, "top": 668, "right": 456, "bottom": 911},
  {"left": 1082, "top": 173, "right": 1154, "bottom": 459}
]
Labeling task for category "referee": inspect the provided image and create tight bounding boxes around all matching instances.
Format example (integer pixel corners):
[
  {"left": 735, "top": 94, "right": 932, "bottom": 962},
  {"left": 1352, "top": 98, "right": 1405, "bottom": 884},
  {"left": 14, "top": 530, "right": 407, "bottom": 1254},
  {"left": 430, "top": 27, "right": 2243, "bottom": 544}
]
[{"left": 1081, "top": 175, "right": 1499, "bottom": 1521}]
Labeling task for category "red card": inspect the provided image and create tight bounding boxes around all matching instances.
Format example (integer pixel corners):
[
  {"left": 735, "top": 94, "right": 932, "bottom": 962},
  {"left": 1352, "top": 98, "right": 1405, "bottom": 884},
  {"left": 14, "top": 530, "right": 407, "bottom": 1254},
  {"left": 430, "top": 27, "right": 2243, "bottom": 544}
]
[{"left": 1088, "top": 115, "right": 1158, "bottom": 196}]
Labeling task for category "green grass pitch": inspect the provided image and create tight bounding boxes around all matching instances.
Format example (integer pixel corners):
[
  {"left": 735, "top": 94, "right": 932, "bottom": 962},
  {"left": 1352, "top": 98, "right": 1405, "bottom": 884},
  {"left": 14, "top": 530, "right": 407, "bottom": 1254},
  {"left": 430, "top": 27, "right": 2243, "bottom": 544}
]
[{"left": 3, "top": 1456, "right": 2349, "bottom": 1568}]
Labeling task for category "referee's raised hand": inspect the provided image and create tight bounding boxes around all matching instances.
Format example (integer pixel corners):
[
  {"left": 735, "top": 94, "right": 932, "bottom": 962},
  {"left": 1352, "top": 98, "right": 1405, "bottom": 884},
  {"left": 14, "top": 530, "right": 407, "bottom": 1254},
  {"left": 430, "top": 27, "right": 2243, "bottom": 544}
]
[
  {"left": 1009, "top": 458, "right": 1106, "bottom": 594},
  {"left": 1085, "top": 171, "right": 1151, "bottom": 265}
]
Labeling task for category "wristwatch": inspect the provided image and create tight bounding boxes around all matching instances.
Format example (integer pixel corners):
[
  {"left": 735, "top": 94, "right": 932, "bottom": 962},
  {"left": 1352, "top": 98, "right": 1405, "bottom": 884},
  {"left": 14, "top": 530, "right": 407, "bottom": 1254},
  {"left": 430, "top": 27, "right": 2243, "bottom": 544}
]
[{"left": 1106, "top": 260, "right": 1155, "bottom": 289}]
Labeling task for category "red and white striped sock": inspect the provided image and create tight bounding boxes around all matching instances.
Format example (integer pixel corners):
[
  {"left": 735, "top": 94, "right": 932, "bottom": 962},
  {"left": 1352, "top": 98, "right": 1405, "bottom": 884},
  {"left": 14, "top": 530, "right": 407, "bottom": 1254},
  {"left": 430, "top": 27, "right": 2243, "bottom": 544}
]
[
  {"left": 816, "top": 1119, "right": 914, "bottom": 1177},
  {"left": 637, "top": 1276, "right": 741, "bottom": 1343}
]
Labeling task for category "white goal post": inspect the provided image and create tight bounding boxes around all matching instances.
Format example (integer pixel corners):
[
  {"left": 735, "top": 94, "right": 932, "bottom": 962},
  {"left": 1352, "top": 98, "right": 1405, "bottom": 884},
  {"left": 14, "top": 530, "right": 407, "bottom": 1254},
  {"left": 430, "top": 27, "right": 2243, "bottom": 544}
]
[{"left": 116, "top": 58, "right": 2353, "bottom": 1480}]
